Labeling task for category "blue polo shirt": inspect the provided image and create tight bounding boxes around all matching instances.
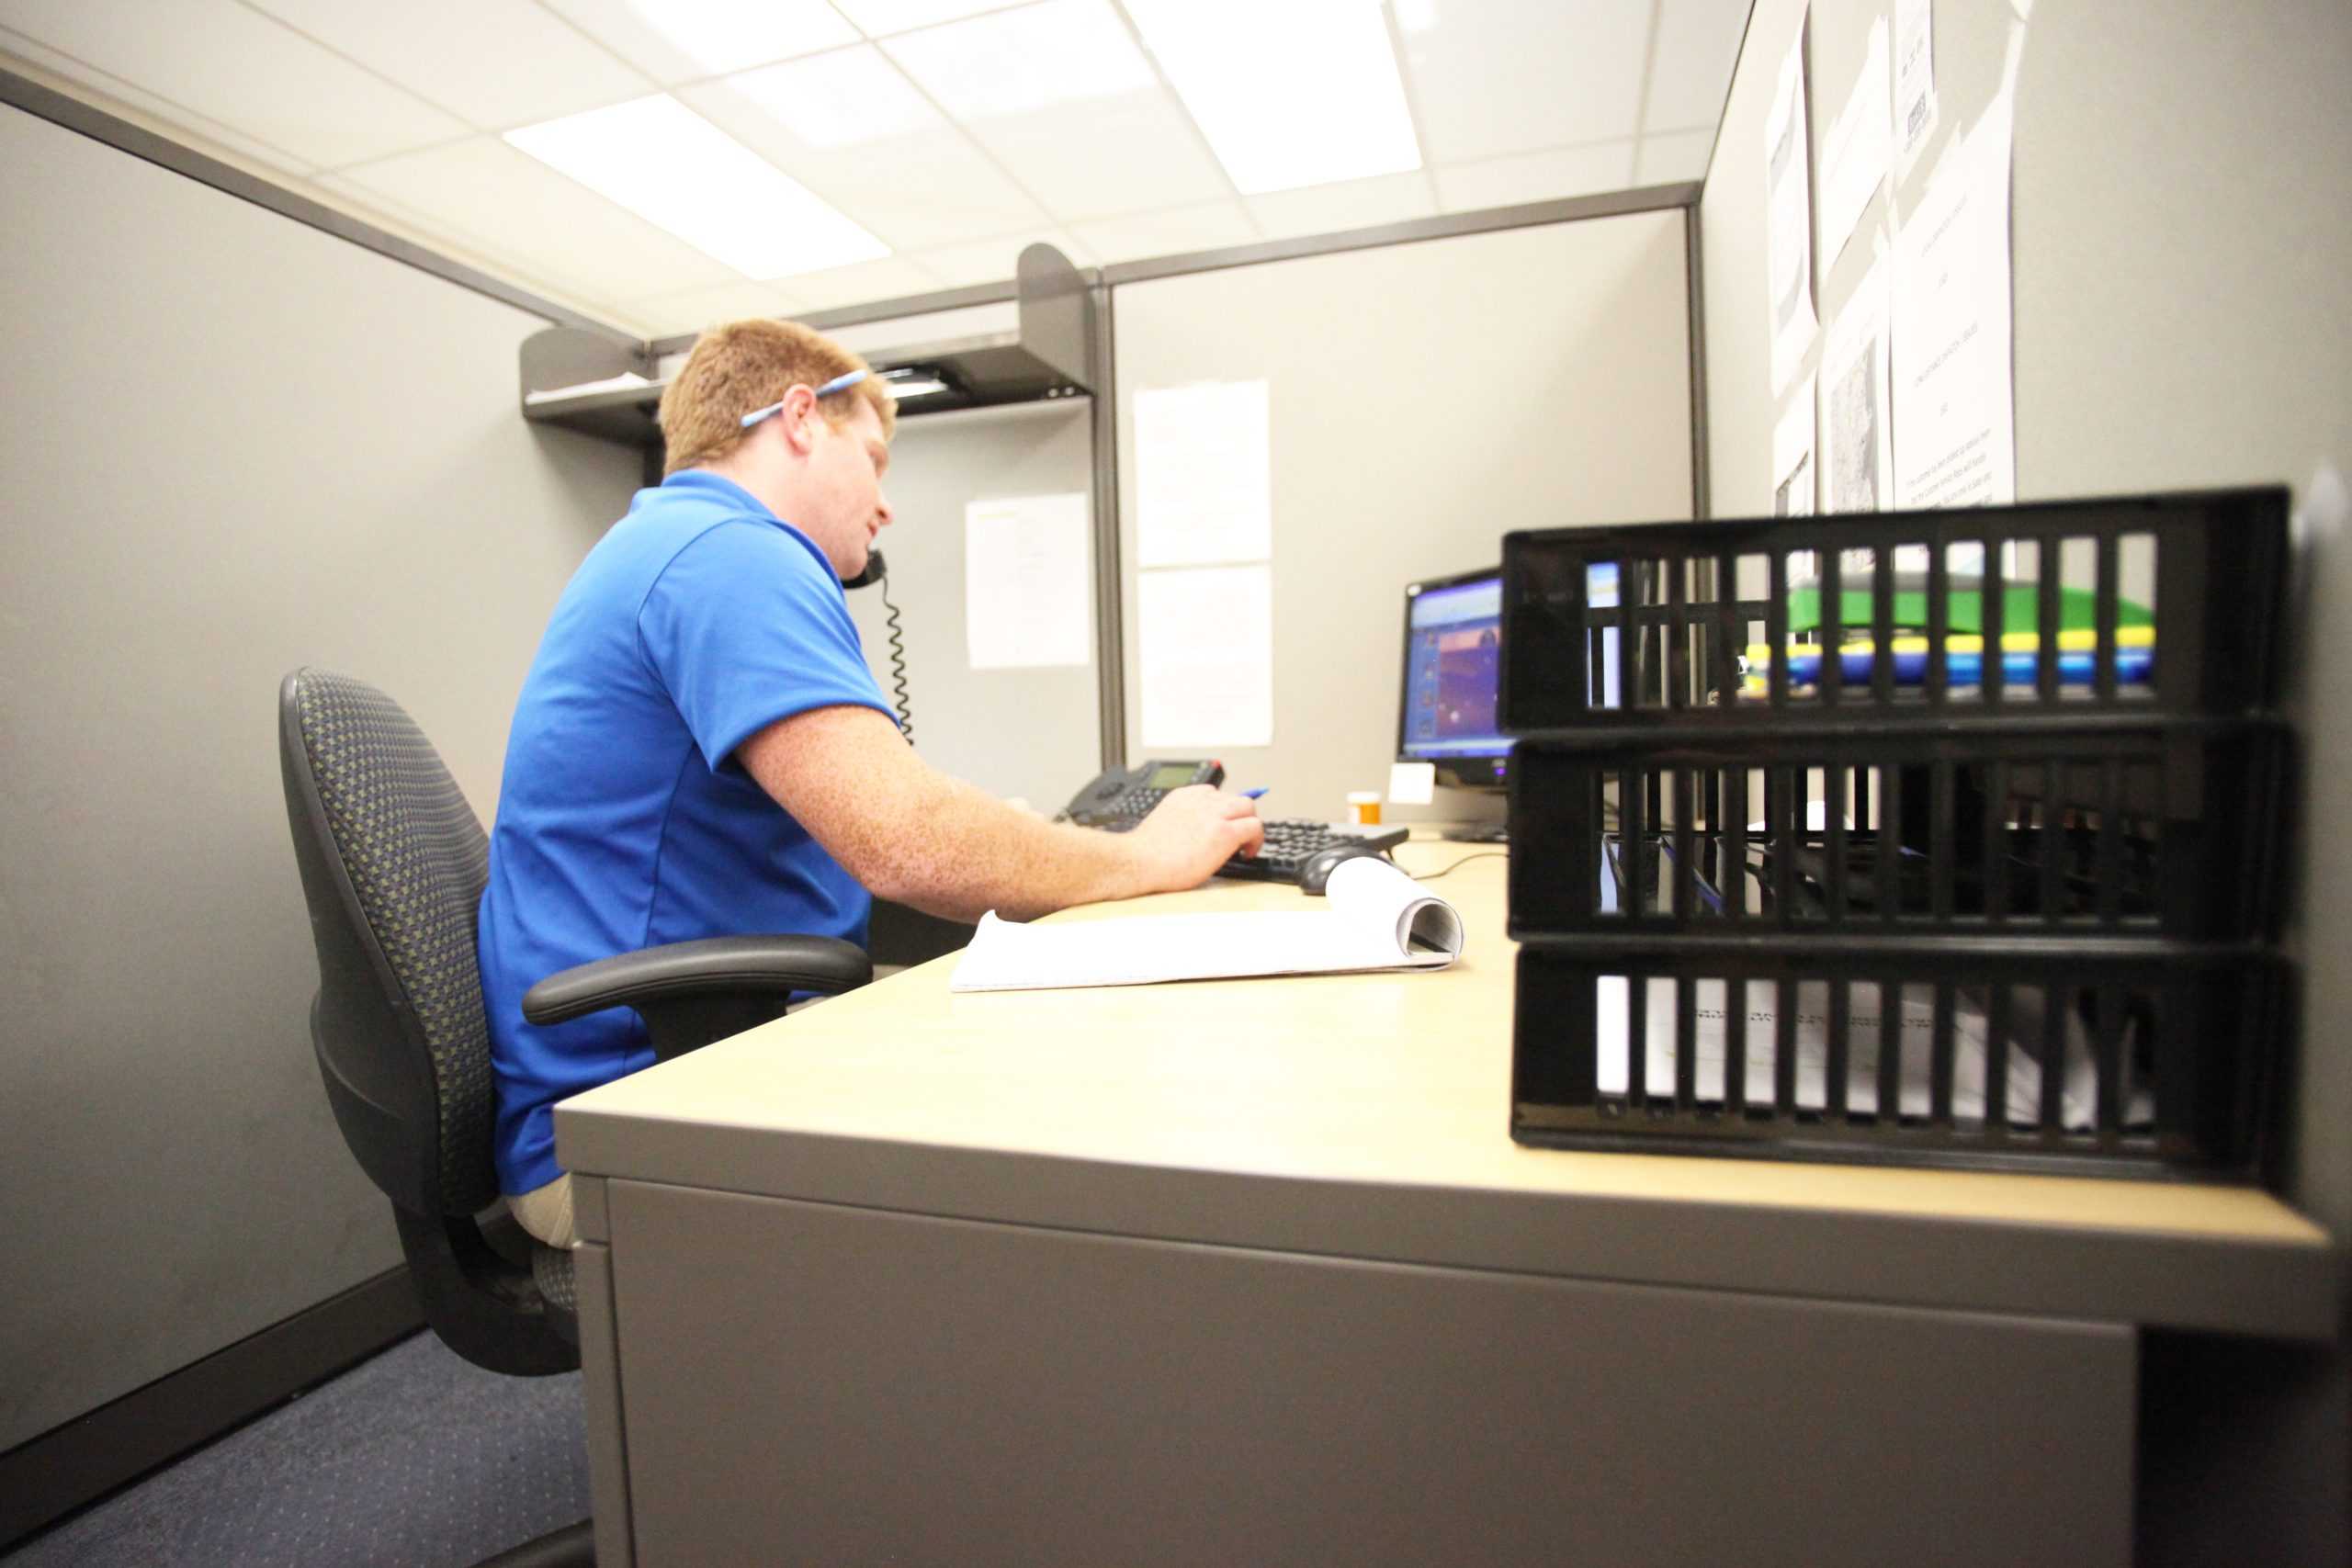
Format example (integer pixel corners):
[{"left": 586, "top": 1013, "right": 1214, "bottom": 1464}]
[{"left": 478, "top": 469, "right": 891, "bottom": 1195}]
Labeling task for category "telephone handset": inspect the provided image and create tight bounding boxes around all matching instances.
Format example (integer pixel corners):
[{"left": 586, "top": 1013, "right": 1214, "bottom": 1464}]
[
  {"left": 842, "top": 547, "right": 887, "bottom": 591},
  {"left": 1061, "top": 758, "right": 1225, "bottom": 829}
]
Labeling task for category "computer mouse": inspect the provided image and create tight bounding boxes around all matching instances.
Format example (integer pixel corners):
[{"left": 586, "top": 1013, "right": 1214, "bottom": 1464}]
[{"left": 1298, "top": 843, "right": 1386, "bottom": 897}]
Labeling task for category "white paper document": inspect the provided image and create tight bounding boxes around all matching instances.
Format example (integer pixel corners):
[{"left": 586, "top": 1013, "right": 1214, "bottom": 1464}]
[
  {"left": 963, "top": 492, "right": 1091, "bottom": 670},
  {"left": 1135, "top": 380, "right": 1272, "bottom": 569},
  {"left": 1773, "top": 374, "right": 1817, "bottom": 516},
  {"left": 1894, "top": 0, "right": 1939, "bottom": 180},
  {"left": 1819, "top": 260, "right": 1894, "bottom": 513},
  {"left": 1765, "top": 21, "right": 1818, "bottom": 396},
  {"left": 1892, "top": 97, "right": 2017, "bottom": 509},
  {"left": 1816, "top": 17, "right": 1892, "bottom": 269},
  {"left": 1595, "top": 977, "right": 2144, "bottom": 1130},
  {"left": 951, "top": 856, "right": 1464, "bottom": 992},
  {"left": 1138, "top": 564, "right": 1273, "bottom": 749}
]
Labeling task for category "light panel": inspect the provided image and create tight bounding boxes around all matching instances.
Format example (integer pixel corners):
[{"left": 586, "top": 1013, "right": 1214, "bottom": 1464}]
[
  {"left": 882, "top": 0, "right": 1154, "bottom": 119},
  {"left": 716, "top": 45, "right": 940, "bottom": 150},
  {"left": 1124, "top": 0, "right": 1420, "bottom": 195},
  {"left": 830, "top": 0, "right": 1029, "bottom": 35},
  {"left": 504, "top": 95, "right": 888, "bottom": 278}
]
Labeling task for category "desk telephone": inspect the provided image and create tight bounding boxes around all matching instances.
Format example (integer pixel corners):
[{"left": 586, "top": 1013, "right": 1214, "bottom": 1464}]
[{"left": 1061, "top": 759, "right": 1225, "bottom": 829}]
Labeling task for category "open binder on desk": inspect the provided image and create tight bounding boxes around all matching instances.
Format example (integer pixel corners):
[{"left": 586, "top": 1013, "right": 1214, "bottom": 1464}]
[{"left": 950, "top": 857, "right": 1464, "bottom": 992}]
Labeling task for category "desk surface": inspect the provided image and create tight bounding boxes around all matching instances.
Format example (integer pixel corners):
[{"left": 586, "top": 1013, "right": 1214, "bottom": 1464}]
[{"left": 559, "top": 840, "right": 2337, "bottom": 1339}]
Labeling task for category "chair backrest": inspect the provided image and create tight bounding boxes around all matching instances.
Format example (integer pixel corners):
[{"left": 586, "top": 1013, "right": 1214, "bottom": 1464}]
[{"left": 278, "top": 667, "right": 498, "bottom": 1221}]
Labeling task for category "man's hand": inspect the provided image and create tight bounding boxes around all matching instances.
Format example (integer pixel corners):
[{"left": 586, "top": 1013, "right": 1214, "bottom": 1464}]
[{"left": 1124, "top": 784, "right": 1264, "bottom": 892}]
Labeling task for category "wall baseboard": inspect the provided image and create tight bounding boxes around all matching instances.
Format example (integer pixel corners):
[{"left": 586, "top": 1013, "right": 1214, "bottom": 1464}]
[{"left": 0, "top": 1266, "right": 422, "bottom": 1552}]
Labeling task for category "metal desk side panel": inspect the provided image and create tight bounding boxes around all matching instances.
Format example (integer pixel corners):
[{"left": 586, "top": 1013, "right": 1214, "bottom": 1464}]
[{"left": 603, "top": 1179, "right": 2136, "bottom": 1568}]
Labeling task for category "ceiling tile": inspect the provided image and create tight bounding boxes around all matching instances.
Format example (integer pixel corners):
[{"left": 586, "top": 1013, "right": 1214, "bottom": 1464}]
[
  {"left": 1069, "top": 201, "right": 1258, "bottom": 265},
  {"left": 0, "top": 26, "right": 313, "bottom": 175},
  {"left": 681, "top": 50, "right": 1050, "bottom": 250},
  {"left": 243, "top": 0, "right": 653, "bottom": 131},
  {"left": 536, "top": 0, "right": 859, "bottom": 85},
  {"left": 830, "top": 0, "right": 1033, "bottom": 35},
  {"left": 1244, "top": 173, "right": 1437, "bottom": 243},
  {"left": 950, "top": 95, "right": 1234, "bottom": 220},
  {"left": 881, "top": 0, "right": 1155, "bottom": 119},
  {"left": 629, "top": 279, "right": 814, "bottom": 339},
  {"left": 1398, "top": 0, "right": 1652, "bottom": 163},
  {"left": 1634, "top": 127, "right": 1717, "bottom": 185},
  {"left": 333, "top": 136, "right": 741, "bottom": 303},
  {"left": 1644, "top": 0, "right": 1752, "bottom": 134},
  {"left": 906, "top": 230, "right": 1092, "bottom": 287},
  {"left": 0, "top": 0, "right": 466, "bottom": 166},
  {"left": 1430, "top": 141, "right": 1637, "bottom": 213},
  {"left": 784, "top": 255, "right": 951, "bottom": 310}
]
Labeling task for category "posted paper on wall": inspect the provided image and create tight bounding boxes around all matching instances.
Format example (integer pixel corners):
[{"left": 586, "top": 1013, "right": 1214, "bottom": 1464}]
[
  {"left": 1891, "top": 97, "right": 2017, "bottom": 509},
  {"left": 964, "top": 492, "right": 1091, "bottom": 670},
  {"left": 1774, "top": 374, "right": 1817, "bottom": 516},
  {"left": 1135, "top": 380, "right": 1272, "bottom": 569},
  {"left": 1816, "top": 17, "right": 1891, "bottom": 270},
  {"left": 1138, "top": 565, "right": 1273, "bottom": 749},
  {"left": 1894, "top": 0, "right": 1939, "bottom": 180},
  {"left": 1765, "top": 19, "right": 1817, "bottom": 397},
  {"left": 1819, "top": 260, "right": 1894, "bottom": 513}
]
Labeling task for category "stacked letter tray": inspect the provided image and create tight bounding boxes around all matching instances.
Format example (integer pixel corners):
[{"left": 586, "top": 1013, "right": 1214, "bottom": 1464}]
[{"left": 1498, "top": 488, "right": 2293, "bottom": 1181}]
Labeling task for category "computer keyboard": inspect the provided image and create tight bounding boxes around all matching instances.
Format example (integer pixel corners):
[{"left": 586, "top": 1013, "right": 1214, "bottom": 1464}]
[{"left": 1218, "top": 818, "right": 1409, "bottom": 884}]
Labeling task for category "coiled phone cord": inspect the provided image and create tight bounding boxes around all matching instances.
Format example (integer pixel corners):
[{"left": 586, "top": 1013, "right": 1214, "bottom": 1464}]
[{"left": 877, "top": 568, "right": 915, "bottom": 743}]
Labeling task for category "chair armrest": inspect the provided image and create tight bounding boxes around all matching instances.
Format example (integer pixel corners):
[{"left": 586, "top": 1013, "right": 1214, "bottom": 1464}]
[{"left": 522, "top": 935, "right": 873, "bottom": 1060}]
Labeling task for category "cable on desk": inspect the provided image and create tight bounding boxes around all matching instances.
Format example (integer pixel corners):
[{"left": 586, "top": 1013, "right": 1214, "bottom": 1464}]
[{"left": 1409, "top": 852, "right": 1508, "bottom": 880}]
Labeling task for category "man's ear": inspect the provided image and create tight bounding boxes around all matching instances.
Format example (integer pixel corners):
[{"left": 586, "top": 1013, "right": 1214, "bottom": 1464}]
[{"left": 777, "top": 384, "right": 822, "bottom": 457}]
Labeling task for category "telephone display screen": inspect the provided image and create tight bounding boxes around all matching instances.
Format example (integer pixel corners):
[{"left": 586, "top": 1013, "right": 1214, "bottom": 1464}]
[{"left": 1146, "top": 762, "right": 1202, "bottom": 789}]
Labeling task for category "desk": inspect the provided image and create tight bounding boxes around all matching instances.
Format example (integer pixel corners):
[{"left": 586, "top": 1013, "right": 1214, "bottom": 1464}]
[{"left": 557, "top": 840, "right": 2335, "bottom": 1567}]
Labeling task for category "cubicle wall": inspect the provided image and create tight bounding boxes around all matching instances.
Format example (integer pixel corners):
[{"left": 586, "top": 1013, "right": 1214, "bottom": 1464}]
[
  {"left": 841, "top": 400, "right": 1102, "bottom": 811},
  {"left": 1111, "top": 209, "right": 1696, "bottom": 827},
  {"left": 1702, "top": 1, "right": 2352, "bottom": 1555},
  {"left": 0, "top": 104, "right": 639, "bottom": 1466}
]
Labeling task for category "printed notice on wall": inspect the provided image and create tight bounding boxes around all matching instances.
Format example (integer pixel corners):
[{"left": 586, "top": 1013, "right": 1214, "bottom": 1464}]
[
  {"left": 964, "top": 492, "right": 1091, "bottom": 670},
  {"left": 1816, "top": 17, "right": 1892, "bottom": 269},
  {"left": 1891, "top": 96, "right": 2017, "bottom": 509},
  {"left": 1135, "top": 380, "right": 1272, "bottom": 569},
  {"left": 1894, "top": 0, "right": 1939, "bottom": 181},
  {"left": 1774, "top": 374, "right": 1817, "bottom": 516},
  {"left": 1764, "top": 17, "right": 1817, "bottom": 397},
  {"left": 1819, "top": 260, "right": 1894, "bottom": 513},
  {"left": 1138, "top": 565, "right": 1273, "bottom": 749}
]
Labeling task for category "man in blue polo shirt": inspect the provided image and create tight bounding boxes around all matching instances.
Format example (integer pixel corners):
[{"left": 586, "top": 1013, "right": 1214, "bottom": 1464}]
[{"left": 479, "top": 319, "right": 1261, "bottom": 1247}]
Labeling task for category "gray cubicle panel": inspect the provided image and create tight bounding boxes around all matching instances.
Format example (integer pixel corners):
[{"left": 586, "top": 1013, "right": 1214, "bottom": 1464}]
[
  {"left": 1701, "top": 2, "right": 2352, "bottom": 1556},
  {"left": 0, "top": 101, "right": 637, "bottom": 1468},
  {"left": 1111, "top": 210, "right": 1696, "bottom": 828},
  {"left": 840, "top": 397, "right": 1102, "bottom": 814}
]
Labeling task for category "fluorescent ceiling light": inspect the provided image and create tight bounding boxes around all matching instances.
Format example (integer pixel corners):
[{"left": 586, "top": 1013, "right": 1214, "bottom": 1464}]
[
  {"left": 882, "top": 369, "right": 954, "bottom": 400},
  {"left": 1125, "top": 0, "right": 1423, "bottom": 194},
  {"left": 505, "top": 96, "right": 888, "bottom": 279},
  {"left": 615, "top": 0, "right": 858, "bottom": 76},
  {"left": 719, "top": 45, "right": 941, "bottom": 150},
  {"left": 882, "top": 0, "right": 1155, "bottom": 119}
]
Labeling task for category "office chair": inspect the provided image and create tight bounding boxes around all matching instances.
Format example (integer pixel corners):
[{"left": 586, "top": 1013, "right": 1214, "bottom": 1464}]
[{"left": 277, "top": 668, "right": 871, "bottom": 1568}]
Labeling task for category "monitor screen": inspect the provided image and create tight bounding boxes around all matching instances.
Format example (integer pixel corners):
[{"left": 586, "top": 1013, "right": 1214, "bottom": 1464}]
[{"left": 1398, "top": 569, "right": 1510, "bottom": 788}]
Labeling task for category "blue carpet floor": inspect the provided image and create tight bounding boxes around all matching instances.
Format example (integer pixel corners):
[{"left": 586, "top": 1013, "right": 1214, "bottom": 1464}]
[{"left": 3, "top": 1332, "right": 590, "bottom": 1568}]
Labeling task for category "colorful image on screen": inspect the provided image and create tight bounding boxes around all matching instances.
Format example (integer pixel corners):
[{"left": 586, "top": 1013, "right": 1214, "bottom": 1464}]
[{"left": 1402, "top": 575, "right": 1508, "bottom": 761}]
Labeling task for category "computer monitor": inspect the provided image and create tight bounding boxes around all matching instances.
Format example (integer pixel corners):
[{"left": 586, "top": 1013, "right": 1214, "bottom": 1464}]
[{"left": 1397, "top": 567, "right": 1510, "bottom": 789}]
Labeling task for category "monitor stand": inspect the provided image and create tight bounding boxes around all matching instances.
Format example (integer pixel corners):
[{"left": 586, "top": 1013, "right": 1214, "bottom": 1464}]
[{"left": 1438, "top": 823, "right": 1510, "bottom": 844}]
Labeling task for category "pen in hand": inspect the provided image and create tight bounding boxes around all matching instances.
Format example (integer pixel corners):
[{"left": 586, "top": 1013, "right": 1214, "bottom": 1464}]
[{"left": 1239, "top": 787, "right": 1269, "bottom": 800}]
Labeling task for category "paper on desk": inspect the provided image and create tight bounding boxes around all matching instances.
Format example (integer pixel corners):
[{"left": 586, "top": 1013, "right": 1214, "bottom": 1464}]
[
  {"left": 1595, "top": 976, "right": 2148, "bottom": 1130},
  {"left": 949, "top": 856, "right": 1463, "bottom": 992}
]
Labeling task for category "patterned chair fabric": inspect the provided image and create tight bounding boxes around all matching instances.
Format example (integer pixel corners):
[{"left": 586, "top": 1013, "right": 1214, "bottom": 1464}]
[{"left": 288, "top": 669, "right": 499, "bottom": 1217}]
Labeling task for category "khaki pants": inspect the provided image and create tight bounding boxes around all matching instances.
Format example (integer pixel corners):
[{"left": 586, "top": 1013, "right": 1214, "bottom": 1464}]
[{"left": 508, "top": 1174, "right": 578, "bottom": 1249}]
